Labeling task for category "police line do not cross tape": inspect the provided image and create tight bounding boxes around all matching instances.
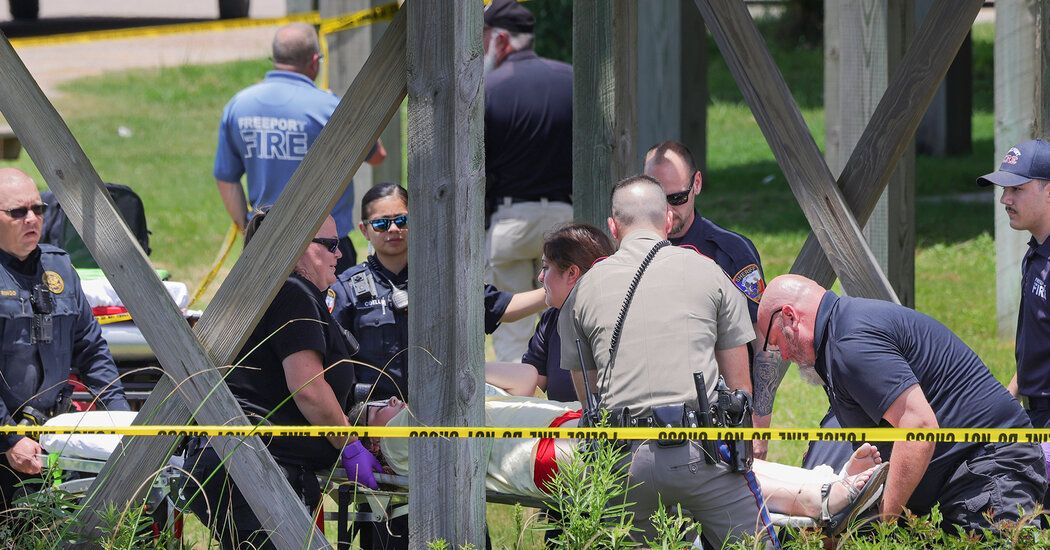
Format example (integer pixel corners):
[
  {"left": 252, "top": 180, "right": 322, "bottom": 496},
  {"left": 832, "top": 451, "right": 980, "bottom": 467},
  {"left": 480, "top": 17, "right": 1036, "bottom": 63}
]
[{"left": 12, "top": 425, "right": 1050, "bottom": 445}]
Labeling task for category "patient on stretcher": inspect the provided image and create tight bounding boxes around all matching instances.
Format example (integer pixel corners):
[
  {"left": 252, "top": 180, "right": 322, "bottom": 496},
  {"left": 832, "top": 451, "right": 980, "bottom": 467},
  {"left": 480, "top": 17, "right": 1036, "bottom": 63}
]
[{"left": 348, "top": 385, "right": 888, "bottom": 526}]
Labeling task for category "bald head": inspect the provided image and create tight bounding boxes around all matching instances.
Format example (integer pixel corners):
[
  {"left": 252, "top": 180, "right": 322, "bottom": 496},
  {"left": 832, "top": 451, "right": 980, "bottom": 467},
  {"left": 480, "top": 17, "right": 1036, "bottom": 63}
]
[
  {"left": 272, "top": 23, "right": 321, "bottom": 76},
  {"left": 758, "top": 275, "right": 825, "bottom": 326},
  {"left": 608, "top": 175, "right": 672, "bottom": 240},
  {"left": 0, "top": 168, "right": 44, "bottom": 260},
  {"left": 0, "top": 167, "right": 34, "bottom": 191}
]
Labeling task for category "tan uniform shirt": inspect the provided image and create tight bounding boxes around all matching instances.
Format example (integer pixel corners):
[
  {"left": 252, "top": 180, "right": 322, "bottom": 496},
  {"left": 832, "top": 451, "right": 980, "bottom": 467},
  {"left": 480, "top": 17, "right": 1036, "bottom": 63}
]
[{"left": 558, "top": 229, "right": 754, "bottom": 416}]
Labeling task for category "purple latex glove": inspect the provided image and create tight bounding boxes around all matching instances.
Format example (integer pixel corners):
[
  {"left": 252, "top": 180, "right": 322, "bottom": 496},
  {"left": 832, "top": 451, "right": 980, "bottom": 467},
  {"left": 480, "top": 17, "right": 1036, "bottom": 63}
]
[{"left": 342, "top": 440, "right": 382, "bottom": 490}]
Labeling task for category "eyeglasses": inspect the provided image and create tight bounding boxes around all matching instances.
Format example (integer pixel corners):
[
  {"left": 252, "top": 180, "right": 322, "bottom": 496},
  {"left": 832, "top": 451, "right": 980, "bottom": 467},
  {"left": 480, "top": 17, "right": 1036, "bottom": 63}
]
[
  {"left": 762, "top": 307, "right": 784, "bottom": 353},
  {"left": 365, "top": 401, "right": 385, "bottom": 425},
  {"left": 366, "top": 214, "right": 408, "bottom": 232},
  {"left": 665, "top": 172, "right": 698, "bottom": 206},
  {"left": 311, "top": 237, "right": 340, "bottom": 253},
  {"left": 1, "top": 203, "right": 47, "bottom": 220}
]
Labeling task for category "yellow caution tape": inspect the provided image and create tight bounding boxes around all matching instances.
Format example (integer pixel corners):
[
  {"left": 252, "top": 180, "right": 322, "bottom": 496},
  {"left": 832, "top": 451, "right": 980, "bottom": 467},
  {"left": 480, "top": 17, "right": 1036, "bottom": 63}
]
[
  {"left": 95, "top": 312, "right": 133, "bottom": 325},
  {"left": 17, "top": 425, "right": 1050, "bottom": 444},
  {"left": 7, "top": 13, "right": 323, "bottom": 48},
  {"left": 317, "top": 2, "right": 399, "bottom": 90},
  {"left": 188, "top": 222, "right": 240, "bottom": 309}
]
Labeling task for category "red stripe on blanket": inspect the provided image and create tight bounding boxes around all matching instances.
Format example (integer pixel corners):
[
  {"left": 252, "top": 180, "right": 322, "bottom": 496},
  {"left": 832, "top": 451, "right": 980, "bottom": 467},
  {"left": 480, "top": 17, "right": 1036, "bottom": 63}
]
[{"left": 533, "top": 409, "right": 582, "bottom": 493}]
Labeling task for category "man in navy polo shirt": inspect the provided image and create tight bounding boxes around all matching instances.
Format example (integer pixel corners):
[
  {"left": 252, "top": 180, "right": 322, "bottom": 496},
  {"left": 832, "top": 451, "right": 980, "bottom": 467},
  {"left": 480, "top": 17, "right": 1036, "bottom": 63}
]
[
  {"left": 758, "top": 274, "right": 1045, "bottom": 531},
  {"left": 978, "top": 139, "right": 1050, "bottom": 428},
  {"left": 483, "top": 0, "right": 574, "bottom": 362},
  {"left": 642, "top": 140, "right": 778, "bottom": 457},
  {"left": 214, "top": 22, "right": 385, "bottom": 273}
]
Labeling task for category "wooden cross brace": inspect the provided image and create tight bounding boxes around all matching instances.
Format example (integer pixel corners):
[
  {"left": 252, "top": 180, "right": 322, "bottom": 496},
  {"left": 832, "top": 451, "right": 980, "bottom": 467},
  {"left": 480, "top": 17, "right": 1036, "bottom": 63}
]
[
  {"left": 0, "top": 7, "right": 407, "bottom": 549},
  {"left": 693, "top": 0, "right": 981, "bottom": 299}
]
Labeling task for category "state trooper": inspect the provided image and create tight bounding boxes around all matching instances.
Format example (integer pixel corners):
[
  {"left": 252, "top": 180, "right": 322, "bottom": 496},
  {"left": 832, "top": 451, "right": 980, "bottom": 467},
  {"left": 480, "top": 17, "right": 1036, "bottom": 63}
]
[
  {"left": 0, "top": 168, "right": 129, "bottom": 509},
  {"left": 559, "top": 175, "right": 776, "bottom": 547}
]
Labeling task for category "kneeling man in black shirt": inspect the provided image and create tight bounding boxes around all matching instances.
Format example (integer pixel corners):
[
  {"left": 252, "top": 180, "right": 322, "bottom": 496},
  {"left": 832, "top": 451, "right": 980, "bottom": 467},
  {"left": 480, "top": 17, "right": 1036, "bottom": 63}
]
[{"left": 758, "top": 274, "right": 1046, "bottom": 531}]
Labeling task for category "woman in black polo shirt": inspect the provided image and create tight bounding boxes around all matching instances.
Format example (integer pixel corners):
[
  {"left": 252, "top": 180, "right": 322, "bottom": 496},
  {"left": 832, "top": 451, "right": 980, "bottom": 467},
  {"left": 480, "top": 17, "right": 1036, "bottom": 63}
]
[{"left": 184, "top": 209, "right": 379, "bottom": 550}]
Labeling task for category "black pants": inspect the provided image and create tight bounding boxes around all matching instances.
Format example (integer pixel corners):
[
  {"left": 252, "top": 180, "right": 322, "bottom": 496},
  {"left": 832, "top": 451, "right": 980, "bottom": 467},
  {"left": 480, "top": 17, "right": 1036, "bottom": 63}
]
[
  {"left": 183, "top": 444, "right": 322, "bottom": 550},
  {"left": 936, "top": 442, "right": 1047, "bottom": 532},
  {"left": 337, "top": 236, "right": 358, "bottom": 275}
]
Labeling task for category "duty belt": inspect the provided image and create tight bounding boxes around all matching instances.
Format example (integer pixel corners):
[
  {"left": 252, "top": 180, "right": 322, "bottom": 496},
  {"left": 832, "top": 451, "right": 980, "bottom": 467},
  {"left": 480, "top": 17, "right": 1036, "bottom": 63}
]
[{"left": 1022, "top": 395, "right": 1050, "bottom": 411}]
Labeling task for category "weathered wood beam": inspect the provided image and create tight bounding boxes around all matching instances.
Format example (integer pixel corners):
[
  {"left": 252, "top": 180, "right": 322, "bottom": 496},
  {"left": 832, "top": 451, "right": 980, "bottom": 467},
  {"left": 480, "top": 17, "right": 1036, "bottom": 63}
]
[
  {"left": 70, "top": 7, "right": 408, "bottom": 542},
  {"left": 825, "top": 1, "right": 915, "bottom": 307},
  {"left": 680, "top": 0, "right": 707, "bottom": 171},
  {"left": 406, "top": 1, "right": 486, "bottom": 546},
  {"left": 993, "top": 0, "right": 1050, "bottom": 338},
  {"left": 0, "top": 33, "right": 326, "bottom": 549},
  {"left": 791, "top": 0, "right": 981, "bottom": 290},
  {"left": 694, "top": 0, "right": 897, "bottom": 302},
  {"left": 573, "top": 0, "right": 637, "bottom": 230}
]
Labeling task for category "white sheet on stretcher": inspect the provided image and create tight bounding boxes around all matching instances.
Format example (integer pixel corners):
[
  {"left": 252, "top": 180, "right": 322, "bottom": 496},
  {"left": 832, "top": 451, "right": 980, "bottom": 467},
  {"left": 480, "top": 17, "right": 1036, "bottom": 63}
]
[
  {"left": 40, "top": 411, "right": 139, "bottom": 461},
  {"left": 82, "top": 278, "right": 189, "bottom": 310},
  {"left": 381, "top": 390, "right": 582, "bottom": 500}
]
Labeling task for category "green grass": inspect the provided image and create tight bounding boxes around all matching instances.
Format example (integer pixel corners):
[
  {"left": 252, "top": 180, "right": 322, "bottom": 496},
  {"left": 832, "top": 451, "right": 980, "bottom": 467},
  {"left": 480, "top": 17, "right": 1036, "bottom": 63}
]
[{"left": 0, "top": 18, "right": 1013, "bottom": 549}]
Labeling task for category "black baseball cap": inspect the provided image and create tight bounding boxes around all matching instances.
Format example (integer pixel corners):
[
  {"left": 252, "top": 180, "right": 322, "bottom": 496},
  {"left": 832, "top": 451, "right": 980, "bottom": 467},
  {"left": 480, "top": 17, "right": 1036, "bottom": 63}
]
[
  {"left": 977, "top": 139, "right": 1050, "bottom": 187},
  {"left": 484, "top": 0, "right": 534, "bottom": 33}
]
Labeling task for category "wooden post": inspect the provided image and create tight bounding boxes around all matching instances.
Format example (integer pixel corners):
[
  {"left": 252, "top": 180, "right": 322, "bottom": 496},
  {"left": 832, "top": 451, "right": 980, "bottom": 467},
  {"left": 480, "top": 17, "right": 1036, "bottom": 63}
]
[
  {"left": 407, "top": 1, "right": 486, "bottom": 546},
  {"left": 0, "top": 33, "right": 330, "bottom": 549},
  {"left": 993, "top": 0, "right": 1050, "bottom": 338},
  {"left": 573, "top": 0, "right": 637, "bottom": 230},
  {"left": 680, "top": 0, "right": 707, "bottom": 171},
  {"left": 637, "top": 1, "right": 680, "bottom": 164},
  {"left": 695, "top": 0, "right": 897, "bottom": 302},
  {"left": 61, "top": 10, "right": 407, "bottom": 541},
  {"left": 824, "top": 1, "right": 915, "bottom": 306},
  {"left": 322, "top": 0, "right": 404, "bottom": 226},
  {"left": 915, "top": 0, "right": 973, "bottom": 156},
  {"left": 790, "top": 0, "right": 981, "bottom": 292}
]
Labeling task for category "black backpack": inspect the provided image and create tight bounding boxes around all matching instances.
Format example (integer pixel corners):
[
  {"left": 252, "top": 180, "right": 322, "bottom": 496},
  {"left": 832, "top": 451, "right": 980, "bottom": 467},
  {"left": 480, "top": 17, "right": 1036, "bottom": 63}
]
[{"left": 41, "top": 183, "right": 152, "bottom": 268}]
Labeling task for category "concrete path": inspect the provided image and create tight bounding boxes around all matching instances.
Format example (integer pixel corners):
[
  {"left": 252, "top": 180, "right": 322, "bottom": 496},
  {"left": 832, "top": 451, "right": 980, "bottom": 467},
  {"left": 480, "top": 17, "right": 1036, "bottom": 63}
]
[{"left": 2, "top": 0, "right": 287, "bottom": 96}]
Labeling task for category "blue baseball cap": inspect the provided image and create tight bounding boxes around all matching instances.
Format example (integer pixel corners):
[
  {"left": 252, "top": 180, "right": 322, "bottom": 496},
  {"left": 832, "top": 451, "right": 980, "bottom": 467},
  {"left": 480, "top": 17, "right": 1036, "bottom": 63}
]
[{"left": 977, "top": 139, "right": 1050, "bottom": 187}]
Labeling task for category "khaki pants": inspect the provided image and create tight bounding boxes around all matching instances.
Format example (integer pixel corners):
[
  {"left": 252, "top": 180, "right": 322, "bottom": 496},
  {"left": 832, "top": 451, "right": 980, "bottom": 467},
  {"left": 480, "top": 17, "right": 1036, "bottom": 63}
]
[
  {"left": 485, "top": 198, "right": 573, "bottom": 362},
  {"left": 624, "top": 441, "right": 777, "bottom": 547}
]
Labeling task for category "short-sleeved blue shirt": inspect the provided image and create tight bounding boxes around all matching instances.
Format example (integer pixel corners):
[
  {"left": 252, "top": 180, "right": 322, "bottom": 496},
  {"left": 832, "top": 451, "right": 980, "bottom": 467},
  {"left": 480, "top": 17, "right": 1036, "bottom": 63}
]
[
  {"left": 485, "top": 50, "right": 573, "bottom": 201},
  {"left": 813, "top": 291, "right": 1031, "bottom": 513},
  {"left": 213, "top": 70, "right": 356, "bottom": 237},
  {"left": 522, "top": 307, "right": 575, "bottom": 402},
  {"left": 1017, "top": 237, "right": 1050, "bottom": 397},
  {"left": 671, "top": 214, "right": 765, "bottom": 323}
]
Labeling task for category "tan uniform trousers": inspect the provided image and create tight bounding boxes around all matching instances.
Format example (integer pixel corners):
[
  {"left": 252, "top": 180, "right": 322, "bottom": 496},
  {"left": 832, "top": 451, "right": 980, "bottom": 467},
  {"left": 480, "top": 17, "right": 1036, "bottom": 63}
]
[
  {"left": 623, "top": 440, "right": 776, "bottom": 547},
  {"left": 485, "top": 198, "right": 573, "bottom": 362}
]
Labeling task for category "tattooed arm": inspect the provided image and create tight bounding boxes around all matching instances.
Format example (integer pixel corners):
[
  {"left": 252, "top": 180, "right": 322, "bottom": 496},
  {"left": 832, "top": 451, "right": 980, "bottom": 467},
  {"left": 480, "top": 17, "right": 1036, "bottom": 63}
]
[{"left": 752, "top": 350, "right": 789, "bottom": 417}]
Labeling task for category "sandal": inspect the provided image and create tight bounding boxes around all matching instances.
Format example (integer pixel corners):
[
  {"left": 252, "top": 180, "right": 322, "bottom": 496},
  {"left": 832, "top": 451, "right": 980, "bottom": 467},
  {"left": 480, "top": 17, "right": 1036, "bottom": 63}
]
[{"left": 820, "top": 462, "right": 889, "bottom": 537}]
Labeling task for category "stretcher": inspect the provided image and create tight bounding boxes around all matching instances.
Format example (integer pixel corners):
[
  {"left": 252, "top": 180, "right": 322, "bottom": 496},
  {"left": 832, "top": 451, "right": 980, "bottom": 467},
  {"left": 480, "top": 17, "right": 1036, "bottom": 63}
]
[{"left": 323, "top": 471, "right": 817, "bottom": 549}]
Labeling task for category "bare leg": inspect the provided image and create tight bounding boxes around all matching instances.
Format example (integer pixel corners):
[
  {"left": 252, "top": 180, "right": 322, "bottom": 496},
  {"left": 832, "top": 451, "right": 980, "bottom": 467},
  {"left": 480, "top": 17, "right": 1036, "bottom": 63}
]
[{"left": 753, "top": 460, "right": 876, "bottom": 518}]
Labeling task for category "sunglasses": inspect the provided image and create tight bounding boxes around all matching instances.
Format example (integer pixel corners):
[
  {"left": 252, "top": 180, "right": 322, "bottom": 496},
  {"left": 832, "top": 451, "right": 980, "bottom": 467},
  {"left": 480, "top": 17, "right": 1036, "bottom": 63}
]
[
  {"left": 2, "top": 203, "right": 47, "bottom": 220},
  {"left": 311, "top": 237, "right": 340, "bottom": 253},
  {"left": 665, "top": 172, "right": 699, "bottom": 206},
  {"left": 762, "top": 307, "right": 784, "bottom": 353},
  {"left": 367, "top": 214, "right": 408, "bottom": 232}
]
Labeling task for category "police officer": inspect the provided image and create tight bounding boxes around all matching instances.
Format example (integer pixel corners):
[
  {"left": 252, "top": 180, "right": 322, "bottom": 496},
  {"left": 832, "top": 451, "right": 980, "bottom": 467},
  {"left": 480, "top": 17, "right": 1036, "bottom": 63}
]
[
  {"left": 977, "top": 139, "right": 1050, "bottom": 428},
  {"left": 0, "top": 168, "right": 130, "bottom": 509},
  {"left": 642, "top": 141, "right": 785, "bottom": 461},
  {"left": 483, "top": 0, "right": 574, "bottom": 362},
  {"left": 331, "top": 182, "right": 543, "bottom": 549},
  {"left": 214, "top": 22, "right": 385, "bottom": 272},
  {"left": 559, "top": 175, "right": 775, "bottom": 547},
  {"left": 758, "top": 274, "right": 1046, "bottom": 530},
  {"left": 332, "top": 183, "right": 545, "bottom": 403}
]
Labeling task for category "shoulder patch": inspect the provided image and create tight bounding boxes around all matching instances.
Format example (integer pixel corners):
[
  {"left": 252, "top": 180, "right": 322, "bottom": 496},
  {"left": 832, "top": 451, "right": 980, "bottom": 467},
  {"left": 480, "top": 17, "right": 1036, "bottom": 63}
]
[
  {"left": 326, "top": 288, "right": 337, "bottom": 313},
  {"left": 43, "top": 271, "right": 65, "bottom": 295},
  {"left": 731, "top": 264, "right": 764, "bottom": 304}
]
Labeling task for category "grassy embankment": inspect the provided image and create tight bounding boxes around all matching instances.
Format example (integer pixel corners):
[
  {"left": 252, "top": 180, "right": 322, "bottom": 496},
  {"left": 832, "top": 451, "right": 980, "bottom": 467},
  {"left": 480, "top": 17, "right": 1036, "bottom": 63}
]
[{"left": 0, "top": 21, "right": 1007, "bottom": 548}]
